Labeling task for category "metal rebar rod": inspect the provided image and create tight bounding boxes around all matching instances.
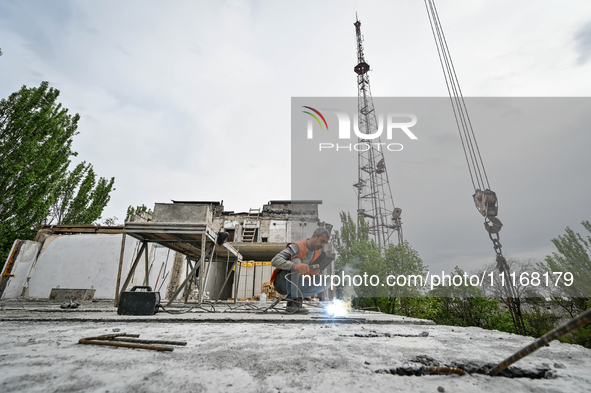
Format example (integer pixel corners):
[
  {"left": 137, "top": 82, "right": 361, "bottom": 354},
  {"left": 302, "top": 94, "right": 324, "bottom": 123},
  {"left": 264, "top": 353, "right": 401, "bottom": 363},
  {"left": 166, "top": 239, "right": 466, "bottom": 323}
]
[
  {"left": 214, "top": 258, "right": 239, "bottom": 304},
  {"left": 114, "top": 233, "right": 127, "bottom": 307},
  {"left": 424, "top": 366, "right": 465, "bottom": 376},
  {"left": 112, "top": 338, "right": 187, "bottom": 346},
  {"left": 83, "top": 333, "right": 140, "bottom": 340},
  {"left": 144, "top": 241, "right": 150, "bottom": 287},
  {"left": 119, "top": 241, "right": 147, "bottom": 298},
  {"left": 489, "top": 308, "right": 591, "bottom": 376},
  {"left": 165, "top": 246, "right": 211, "bottom": 307},
  {"left": 79, "top": 339, "right": 173, "bottom": 351}
]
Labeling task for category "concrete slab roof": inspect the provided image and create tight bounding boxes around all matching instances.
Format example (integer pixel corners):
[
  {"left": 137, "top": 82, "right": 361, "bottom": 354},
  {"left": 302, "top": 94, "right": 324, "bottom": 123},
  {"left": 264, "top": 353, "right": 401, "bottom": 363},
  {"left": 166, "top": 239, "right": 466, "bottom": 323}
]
[{"left": 1, "top": 299, "right": 590, "bottom": 392}]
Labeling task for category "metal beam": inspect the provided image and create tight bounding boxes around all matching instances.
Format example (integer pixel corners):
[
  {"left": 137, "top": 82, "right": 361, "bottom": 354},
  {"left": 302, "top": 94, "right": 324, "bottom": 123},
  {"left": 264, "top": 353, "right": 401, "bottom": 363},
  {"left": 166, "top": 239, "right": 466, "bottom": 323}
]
[
  {"left": 213, "top": 258, "right": 239, "bottom": 303},
  {"left": 118, "top": 241, "right": 147, "bottom": 299},
  {"left": 199, "top": 234, "right": 218, "bottom": 305},
  {"left": 144, "top": 241, "right": 149, "bottom": 287},
  {"left": 165, "top": 244, "right": 213, "bottom": 307},
  {"left": 114, "top": 233, "right": 127, "bottom": 307}
]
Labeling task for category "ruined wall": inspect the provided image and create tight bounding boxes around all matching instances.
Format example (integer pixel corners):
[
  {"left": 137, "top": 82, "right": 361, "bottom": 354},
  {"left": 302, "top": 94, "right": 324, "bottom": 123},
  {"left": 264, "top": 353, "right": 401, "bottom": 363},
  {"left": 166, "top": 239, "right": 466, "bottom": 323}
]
[
  {"left": 1, "top": 234, "right": 185, "bottom": 300},
  {"left": 153, "top": 203, "right": 212, "bottom": 225},
  {"left": 0, "top": 241, "right": 42, "bottom": 300},
  {"left": 26, "top": 234, "right": 137, "bottom": 299}
]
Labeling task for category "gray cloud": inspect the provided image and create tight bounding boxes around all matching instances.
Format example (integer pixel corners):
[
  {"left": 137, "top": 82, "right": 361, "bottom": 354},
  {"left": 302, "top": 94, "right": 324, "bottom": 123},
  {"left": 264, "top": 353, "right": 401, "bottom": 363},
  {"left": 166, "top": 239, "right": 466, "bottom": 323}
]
[
  {"left": 1, "top": 0, "right": 590, "bottom": 272},
  {"left": 575, "top": 21, "right": 591, "bottom": 64}
]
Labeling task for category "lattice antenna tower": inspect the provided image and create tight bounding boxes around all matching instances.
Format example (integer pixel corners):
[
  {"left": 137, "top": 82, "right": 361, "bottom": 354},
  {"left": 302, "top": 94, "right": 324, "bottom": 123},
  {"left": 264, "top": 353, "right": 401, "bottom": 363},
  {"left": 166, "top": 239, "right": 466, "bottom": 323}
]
[{"left": 353, "top": 16, "right": 402, "bottom": 248}]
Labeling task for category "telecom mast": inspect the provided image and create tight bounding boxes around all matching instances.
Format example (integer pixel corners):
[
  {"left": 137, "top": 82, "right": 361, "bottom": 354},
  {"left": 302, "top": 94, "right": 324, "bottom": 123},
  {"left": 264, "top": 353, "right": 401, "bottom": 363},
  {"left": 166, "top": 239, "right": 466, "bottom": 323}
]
[{"left": 353, "top": 17, "right": 402, "bottom": 248}]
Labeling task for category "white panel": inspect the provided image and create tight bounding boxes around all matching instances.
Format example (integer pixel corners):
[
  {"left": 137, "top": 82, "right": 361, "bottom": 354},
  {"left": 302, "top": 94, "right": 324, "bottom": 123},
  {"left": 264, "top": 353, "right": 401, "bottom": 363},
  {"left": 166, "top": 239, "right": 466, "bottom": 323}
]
[
  {"left": 1, "top": 241, "right": 42, "bottom": 299},
  {"left": 269, "top": 220, "right": 287, "bottom": 243},
  {"left": 27, "top": 234, "right": 140, "bottom": 299}
]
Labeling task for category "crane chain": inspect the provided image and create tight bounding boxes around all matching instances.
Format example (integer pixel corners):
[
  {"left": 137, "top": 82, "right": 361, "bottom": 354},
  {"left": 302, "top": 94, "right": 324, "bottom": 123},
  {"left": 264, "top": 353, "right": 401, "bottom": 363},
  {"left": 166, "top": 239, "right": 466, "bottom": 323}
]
[
  {"left": 487, "top": 223, "right": 509, "bottom": 277},
  {"left": 487, "top": 217, "right": 521, "bottom": 311},
  {"left": 488, "top": 229, "right": 505, "bottom": 264}
]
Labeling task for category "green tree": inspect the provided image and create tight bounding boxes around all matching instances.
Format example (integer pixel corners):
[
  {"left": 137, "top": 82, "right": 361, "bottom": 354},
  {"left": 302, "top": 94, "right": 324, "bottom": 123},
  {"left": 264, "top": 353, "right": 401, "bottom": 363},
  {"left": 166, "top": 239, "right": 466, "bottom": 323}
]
[
  {"left": 541, "top": 221, "right": 591, "bottom": 303},
  {"left": 538, "top": 221, "right": 591, "bottom": 346},
  {"left": 0, "top": 82, "right": 79, "bottom": 263},
  {"left": 426, "top": 266, "right": 512, "bottom": 330},
  {"left": 125, "top": 204, "right": 153, "bottom": 222},
  {"left": 332, "top": 212, "right": 428, "bottom": 312},
  {"left": 0, "top": 82, "right": 115, "bottom": 267},
  {"left": 333, "top": 212, "right": 383, "bottom": 306},
  {"left": 383, "top": 241, "right": 428, "bottom": 315},
  {"left": 43, "top": 161, "right": 115, "bottom": 225}
]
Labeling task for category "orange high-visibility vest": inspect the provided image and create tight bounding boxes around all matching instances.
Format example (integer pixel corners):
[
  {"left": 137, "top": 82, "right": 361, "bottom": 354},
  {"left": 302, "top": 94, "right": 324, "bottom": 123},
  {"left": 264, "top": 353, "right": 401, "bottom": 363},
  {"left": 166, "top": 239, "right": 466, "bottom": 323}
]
[{"left": 269, "top": 239, "right": 320, "bottom": 283}]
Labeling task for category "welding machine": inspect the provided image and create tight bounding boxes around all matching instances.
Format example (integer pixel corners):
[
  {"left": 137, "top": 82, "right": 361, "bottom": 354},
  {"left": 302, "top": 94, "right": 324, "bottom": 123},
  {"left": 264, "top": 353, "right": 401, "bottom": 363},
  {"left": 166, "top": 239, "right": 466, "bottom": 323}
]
[{"left": 117, "top": 286, "right": 161, "bottom": 315}]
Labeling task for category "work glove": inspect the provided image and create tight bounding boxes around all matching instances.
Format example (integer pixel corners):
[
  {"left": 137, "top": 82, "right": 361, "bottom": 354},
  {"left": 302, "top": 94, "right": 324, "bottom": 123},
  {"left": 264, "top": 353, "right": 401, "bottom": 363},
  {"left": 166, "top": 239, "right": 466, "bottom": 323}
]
[{"left": 292, "top": 263, "right": 310, "bottom": 275}]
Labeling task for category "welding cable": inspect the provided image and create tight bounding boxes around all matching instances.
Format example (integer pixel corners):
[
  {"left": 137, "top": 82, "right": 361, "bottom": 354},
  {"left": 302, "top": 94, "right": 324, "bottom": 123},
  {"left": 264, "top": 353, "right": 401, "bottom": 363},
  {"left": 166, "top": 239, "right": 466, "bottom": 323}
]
[
  {"left": 196, "top": 301, "right": 216, "bottom": 313},
  {"left": 157, "top": 304, "right": 216, "bottom": 314},
  {"left": 283, "top": 272, "right": 307, "bottom": 314},
  {"left": 223, "top": 303, "right": 268, "bottom": 312}
]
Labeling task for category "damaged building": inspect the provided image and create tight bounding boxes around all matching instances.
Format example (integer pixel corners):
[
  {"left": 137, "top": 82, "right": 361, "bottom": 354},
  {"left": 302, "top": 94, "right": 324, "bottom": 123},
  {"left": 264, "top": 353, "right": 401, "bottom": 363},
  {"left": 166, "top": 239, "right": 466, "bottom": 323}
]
[{"left": 0, "top": 200, "right": 334, "bottom": 304}]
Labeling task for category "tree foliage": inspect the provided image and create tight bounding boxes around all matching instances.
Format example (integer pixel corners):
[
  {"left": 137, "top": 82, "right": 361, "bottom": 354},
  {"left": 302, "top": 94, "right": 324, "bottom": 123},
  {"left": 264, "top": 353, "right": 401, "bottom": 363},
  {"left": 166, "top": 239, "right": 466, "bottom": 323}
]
[
  {"left": 538, "top": 221, "right": 591, "bottom": 346},
  {"left": 0, "top": 82, "right": 79, "bottom": 260},
  {"left": 332, "top": 211, "right": 428, "bottom": 311},
  {"left": 331, "top": 211, "right": 588, "bottom": 344},
  {"left": 126, "top": 204, "right": 153, "bottom": 219},
  {"left": 43, "top": 161, "right": 115, "bottom": 225},
  {"left": 541, "top": 221, "right": 591, "bottom": 301},
  {"left": 0, "top": 82, "right": 115, "bottom": 267}
]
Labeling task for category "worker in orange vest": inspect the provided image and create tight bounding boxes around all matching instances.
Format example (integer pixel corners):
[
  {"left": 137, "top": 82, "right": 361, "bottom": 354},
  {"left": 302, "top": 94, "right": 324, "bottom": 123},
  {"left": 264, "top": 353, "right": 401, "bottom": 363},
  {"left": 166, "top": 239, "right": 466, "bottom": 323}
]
[{"left": 270, "top": 227, "right": 330, "bottom": 314}]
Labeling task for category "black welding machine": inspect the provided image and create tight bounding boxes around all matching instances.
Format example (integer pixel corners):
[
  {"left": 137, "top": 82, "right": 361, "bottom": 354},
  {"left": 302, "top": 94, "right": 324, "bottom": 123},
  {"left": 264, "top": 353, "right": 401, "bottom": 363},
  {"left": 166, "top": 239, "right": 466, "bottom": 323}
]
[{"left": 117, "top": 286, "right": 161, "bottom": 315}]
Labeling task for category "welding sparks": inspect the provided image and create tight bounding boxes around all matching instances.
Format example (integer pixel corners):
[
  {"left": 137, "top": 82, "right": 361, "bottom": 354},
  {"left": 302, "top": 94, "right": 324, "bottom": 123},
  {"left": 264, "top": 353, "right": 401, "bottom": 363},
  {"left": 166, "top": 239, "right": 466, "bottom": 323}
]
[{"left": 325, "top": 299, "right": 350, "bottom": 317}]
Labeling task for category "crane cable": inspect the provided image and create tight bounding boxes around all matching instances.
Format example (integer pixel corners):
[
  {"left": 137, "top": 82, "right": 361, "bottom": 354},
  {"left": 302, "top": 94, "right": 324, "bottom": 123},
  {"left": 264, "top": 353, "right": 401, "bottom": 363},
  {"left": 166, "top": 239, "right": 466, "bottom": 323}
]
[
  {"left": 423, "top": 0, "right": 508, "bottom": 243},
  {"left": 423, "top": 1, "right": 525, "bottom": 329},
  {"left": 423, "top": 0, "right": 490, "bottom": 193}
]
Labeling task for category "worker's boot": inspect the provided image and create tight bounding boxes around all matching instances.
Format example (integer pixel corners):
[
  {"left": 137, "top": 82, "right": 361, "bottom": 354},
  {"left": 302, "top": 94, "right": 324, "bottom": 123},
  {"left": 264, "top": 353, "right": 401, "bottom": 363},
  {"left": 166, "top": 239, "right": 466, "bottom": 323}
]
[{"left": 286, "top": 299, "right": 309, "bottom": 314}]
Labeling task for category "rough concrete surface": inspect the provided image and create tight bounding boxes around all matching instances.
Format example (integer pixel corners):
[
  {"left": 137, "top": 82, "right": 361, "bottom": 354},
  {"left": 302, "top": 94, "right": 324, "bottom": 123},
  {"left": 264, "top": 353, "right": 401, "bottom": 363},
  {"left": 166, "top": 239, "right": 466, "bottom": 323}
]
[{"left": 1, "top": 301, "right": 590, "bottom": 392}]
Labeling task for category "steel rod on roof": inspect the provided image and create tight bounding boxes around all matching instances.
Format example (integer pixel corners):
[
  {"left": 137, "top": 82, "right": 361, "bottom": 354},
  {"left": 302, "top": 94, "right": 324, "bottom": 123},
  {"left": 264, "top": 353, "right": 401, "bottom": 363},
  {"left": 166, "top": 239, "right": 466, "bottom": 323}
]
[
  {"left": 213, "top": 257, "right": 239, "bottom": 303},
  {"left": 183, "top": 259, "right": 199, "bottom": 304},
  {"left": 199, "top": 234, "right": 219, "bottom": 305},
  {"left": 114, "top": 233, "right": 127, "bottom": 307},
  {"left": 234, "top": 255, "right": 242, "bottom": 304},
  {"left": 165, "top": 244, "right": 213, "bottom": 307},
  {"left": 489, "top": 308, "right": 591, "bottom": 376},
  {"left": 197, "top": 234, "right": 206, "bottom": 303},
  {"left": 118, "top": 241, "right": 148, "bottom": 300},
  {"left": 144, "top": 241, "right": 149, "bottom": 287}
]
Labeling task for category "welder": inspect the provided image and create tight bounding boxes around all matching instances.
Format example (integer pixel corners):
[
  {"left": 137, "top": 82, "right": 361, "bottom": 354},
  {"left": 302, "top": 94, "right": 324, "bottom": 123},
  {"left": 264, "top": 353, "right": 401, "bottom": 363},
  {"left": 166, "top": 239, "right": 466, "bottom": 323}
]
[{"left": 270, "top": 227, "right": 330, "bottom": 314}]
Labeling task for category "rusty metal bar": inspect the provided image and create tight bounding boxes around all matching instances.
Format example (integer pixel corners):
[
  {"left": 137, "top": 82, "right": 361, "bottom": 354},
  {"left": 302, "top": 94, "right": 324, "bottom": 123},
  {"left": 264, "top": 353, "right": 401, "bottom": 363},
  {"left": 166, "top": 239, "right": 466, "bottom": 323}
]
[
  {"left": 119, "top": 241, "right": 147, "bottom": 299},
  {"left": 2, "top": 240, "right": 20, "bottom": 278},
  {"left": 79, "top": 339, "right": 173, "bottom": 351},
  {"left": 165, "top": 245, "right": 212, "bottom": 307},
  {"left": 199, "top": 234, "right": 218, "bottom": 305},
  {"left": 84, "top": 333, "right": 140, "bottom": 340},
  {"left": 213, "top": 258, "right": 239, "bottom": 304},
  {"left": 78, "top": 333, "right": 186, "bottom": 351},
  {"left": 424, "top": 366, "right": 465, "bottom": 376},
  {"left": 114, "top": 233, "right": 127, "bottom": 307},
  {"left": 112, "top": 338, "right": 187, "bottom": 346},
  {"left": 144, "top": 240, "right": 149, "bottom": 287},
  {"left": 183, "top": 259, "right": 195, "bottom": 304},
  {"left": 489, "top": 308, "right": 591, "bottom": 376},
  {"left": 197, "top": 234, "right": 206, "bottom": 303},
  {"left": 234, "top": 257, "right": 242, "bottom": 305}
]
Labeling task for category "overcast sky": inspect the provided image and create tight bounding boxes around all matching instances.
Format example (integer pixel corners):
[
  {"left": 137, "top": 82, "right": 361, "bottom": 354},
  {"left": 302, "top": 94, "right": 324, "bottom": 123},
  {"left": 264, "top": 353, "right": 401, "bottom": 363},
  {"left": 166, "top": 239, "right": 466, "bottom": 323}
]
[{"left": 1, "top": 0, "right": 590, "bottom": 272}]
